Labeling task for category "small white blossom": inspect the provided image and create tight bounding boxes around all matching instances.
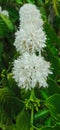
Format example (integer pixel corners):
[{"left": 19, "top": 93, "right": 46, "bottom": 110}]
[
  {"left": 0, "top": 6, "right": 9, "bottom": 17},
  {"left": 12, "top": 52, "right": 52, "bottom": 90},
  {"left": 14, "top": 4, "right": 47, "bottom": 54}
]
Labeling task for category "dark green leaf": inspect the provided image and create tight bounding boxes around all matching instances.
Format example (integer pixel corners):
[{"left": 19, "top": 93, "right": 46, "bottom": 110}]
[
  {"left": 0, "top": 16, "right": 8, "bottom": 37},
  {"left": 0, "top": 87, "right": 22, "bottom": 118},
  {"left": 7, "top": 6, "right": 19, "bottom": 23},
  {"left": 0, "top": 42, "right": 3, "bottom": 54},
  {"left": 45, "top": 94, "right": 60, "bottom": 121},
  {"left": 26, "top": 0, "right": 34, "bottom": 4},
  {"left": 39, "top": 125, "right": 60, "bottom": 130},
  {"left": 47, "top": 77, "right": 60, "bottom": 95},
  {"left": 44, "top": 21, "right": 60, "bottom": 48}
]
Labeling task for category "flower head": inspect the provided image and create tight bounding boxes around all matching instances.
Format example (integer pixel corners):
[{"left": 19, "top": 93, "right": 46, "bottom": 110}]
[
  {"left": 14, "top": 4, "right": 47, "bottom": 54},
  {"left": 12, "top": 52, "right": 52, "bottom": 90},
  {"left": 19, "top": 4, "right": 43, "bottom": 28},
  {"left": 0, "top": 6, "right": 9, "bottom": 17}
]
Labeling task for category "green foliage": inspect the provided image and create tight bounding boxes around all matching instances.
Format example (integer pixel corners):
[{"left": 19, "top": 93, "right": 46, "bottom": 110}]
[
  {"left": 15, "top": 0, "right": 23, "bottom": 4},
  {"left": 39, "top": 124, "right": 60, "bottom": 130},
  {"left": 0, "top": 87, "right": 22, "bottom": 120},
  {"left": 45, "top": 0, "right": 60, "bottom": 16},
  {"left": 26, "top": 0, "right": 35, "bottom": 4},
  {"left": 34, "top": 109, "right": 49, "bottom": 120},
  {"left": 0, "top": 14, "right": 14, "bottom": 38},
  {"left": 16, "top": 109, "right": 30, "bottom": 130},
  {"left": 45, "top": 94, "right": 60, "bottom": 121},
  {"left": 0, "top": 14, "right": 14, "bottom": 31},
  {"left": 44, "top": 21, "right": 60, "bottom": 48},
  {"left": 0, "top": 42, "right": 3, "bottom": 53},
  {"left": 7, "top": 6, "right": 19, "bottom": 24},
  {"left": 0, "top": 0, "right": 60, "bottom": 130}
]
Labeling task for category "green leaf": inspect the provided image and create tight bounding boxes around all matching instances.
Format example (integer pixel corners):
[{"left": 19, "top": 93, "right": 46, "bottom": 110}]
[
  {"left": 45, "top": 0, "right": 49, "bottom": 4},
  {"left": 44, "top": 21, "right": 60, "bottom": 48},
  {"left": 7, "top": 6, "right": 19, "bottom": 23},
  {"left": 15, "top": 0, "right": 23, "bottom": 4},
  {"left": 16, "top": 109, "right": 30, "bottom": 130},
  {"left": 46, "top": 44, "right": 60, "bottom": 76},
  {"left": 39, "top": 6, "right": 47, "bottom": 20},
  {"left": 34, "top": 109, "right": 49, "bottom": 120},
  {"left": 45, "top": 94, "right": 60, "bottom": 121},
  {"left": 44, "top": 21, "right": 60, "bottom": 78},
  {"left": 40, "top": 89, "right": 49, "bottom": 99},
  {"left": 26, "top": 0, "right": 34, "bottom": 4},
  {"left": 45, "top": 117, "right": 52, "bottom": 126},
  {"left": 0, "top": 87, "right": 22, "bottom": 118},
  {"left": 0, "top": 16, "right": 8, "bottom": 37},
  {"left": 47, "top": 77, "right": 60, "bottom": 95},
  {"left": 0, "top": 14, "right": 14, "bottom": 32}
]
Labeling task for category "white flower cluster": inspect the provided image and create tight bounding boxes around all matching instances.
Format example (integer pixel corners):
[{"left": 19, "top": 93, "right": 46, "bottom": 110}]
[
  {"left": 12, "top": 4, "right": 52, "bottom": 90},
  {"left": 14, "top": 4, "right": 46, "bottom": 54},
  {"left": 13, "top": 52, "right": 52, "bottom": 90},
  {"left": 0, "top": 6, "right": 9, "bottom": 17}
]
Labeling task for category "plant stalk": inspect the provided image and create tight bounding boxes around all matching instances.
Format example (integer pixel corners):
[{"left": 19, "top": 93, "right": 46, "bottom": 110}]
[
  {"left": 30, "top": 89, "right": 35, "bottom": 130},
  {"left": 31, "top": 105, "right": 34, "bottom": 127},
  {"left": 53, "top": 0, "right": 59, "bottom": 16}
]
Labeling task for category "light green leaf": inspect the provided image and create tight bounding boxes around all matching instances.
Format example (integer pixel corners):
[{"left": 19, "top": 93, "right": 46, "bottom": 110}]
[
  {"left": 34, "top": 109, "right": 49, "bottom": 119},
  {"left": 0, "top": 14, "right": 14, "bottom": 32},
  {"left": 15, "top": 0, "right": 23, "bottom": 4},
  {"left": 45, "top": 0, "right": 49, "bottom": 4},
  {"left": 16, "top": 109, "right": 30, "bottom": 130}
]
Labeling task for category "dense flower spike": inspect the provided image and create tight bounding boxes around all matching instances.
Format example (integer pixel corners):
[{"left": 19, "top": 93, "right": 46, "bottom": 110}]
[
  {"left": 12, "top": 4, "right": 52, "bottom": 90},
  {"left": 14, "top": 4, "right": 47, "bottom": 54},
  {"left": 12, "top": 52, "right": 52, "bottom": 90},
  {"left": 0, "top": 6, "right": 9, "bottom": 17}
]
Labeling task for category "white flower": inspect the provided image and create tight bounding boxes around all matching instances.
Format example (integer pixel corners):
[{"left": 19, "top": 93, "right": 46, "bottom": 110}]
[
  {"left": 14, "top": 4, "right": 47, "bottom": 54},
  {"left": 0, "top": 6, "right": 9, "bottom": 17},
  {"left": 19, "top": 4, "right": 43, "bottom": 29},
  {"left": 14, "top": 27, "right": 46, "bottom": 54},
  {"left": 12, "top": 52, "right": 52, "bottom": 90}
]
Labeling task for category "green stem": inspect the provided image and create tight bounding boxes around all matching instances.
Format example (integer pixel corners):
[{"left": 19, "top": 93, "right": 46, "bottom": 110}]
[
  {"left": 31, "top": 105, "right": 34, "bottom": 127},
  {"left": 30, "top": 89, "right": 35, "bottom": 130},
  {"left": 30, "top": 89, "right": 35, "bottom": 99},
  {"left": 53, "top": 0, "right": 59, "bottom": 16},
  {"left": 32, "top": 125, "right": 39, "bottom": 130}
]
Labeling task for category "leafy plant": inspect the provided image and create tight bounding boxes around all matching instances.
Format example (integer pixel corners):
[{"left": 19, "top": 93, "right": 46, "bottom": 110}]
[{"left": 0, "top": 0, "right": 60, "bottom": 130}]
